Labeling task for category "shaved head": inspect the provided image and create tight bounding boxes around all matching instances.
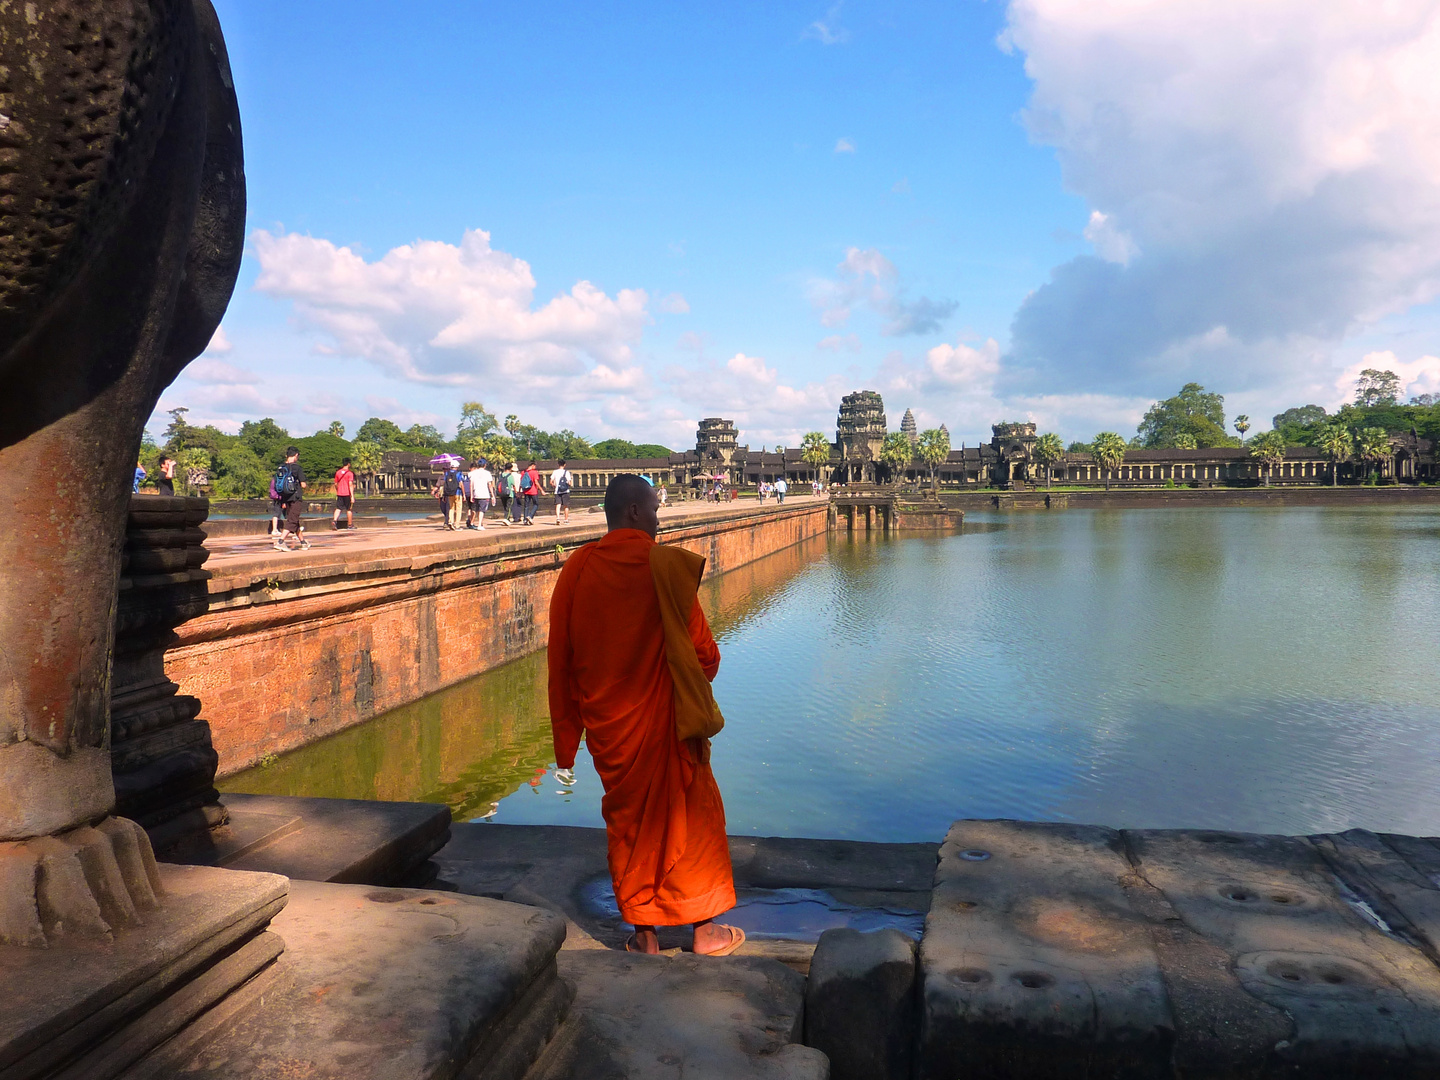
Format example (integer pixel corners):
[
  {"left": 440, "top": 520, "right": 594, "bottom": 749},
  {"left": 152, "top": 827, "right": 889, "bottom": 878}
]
[{"left": 604, "top": 474, "right": 660, "bottom": 537}]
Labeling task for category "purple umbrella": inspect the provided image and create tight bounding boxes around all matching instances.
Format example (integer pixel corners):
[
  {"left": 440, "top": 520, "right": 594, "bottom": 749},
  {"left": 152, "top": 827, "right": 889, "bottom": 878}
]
[{"left": 430, "top": 453, "right": 463, "bottom": 468}]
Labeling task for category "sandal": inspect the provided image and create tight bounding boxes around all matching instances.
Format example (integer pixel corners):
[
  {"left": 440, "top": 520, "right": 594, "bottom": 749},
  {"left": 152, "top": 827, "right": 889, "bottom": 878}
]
[
  {"left": 694, "top": 924, "right": 746, "bottom": 957},
  {"left": 625, "top": 933, "right": 661, "bottom": 955}
]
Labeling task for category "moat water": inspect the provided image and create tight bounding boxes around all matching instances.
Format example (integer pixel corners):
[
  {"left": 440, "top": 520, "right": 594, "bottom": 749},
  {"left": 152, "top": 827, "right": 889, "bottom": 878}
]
[{"left": 223, "top": 506, "right": 1440, "bottom": 842}]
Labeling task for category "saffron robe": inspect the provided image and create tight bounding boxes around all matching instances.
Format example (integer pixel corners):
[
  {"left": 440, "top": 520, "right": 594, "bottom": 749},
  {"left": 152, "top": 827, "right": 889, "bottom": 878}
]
[{"left": 548, "top": 528, "right": 736, "bottom": 925}]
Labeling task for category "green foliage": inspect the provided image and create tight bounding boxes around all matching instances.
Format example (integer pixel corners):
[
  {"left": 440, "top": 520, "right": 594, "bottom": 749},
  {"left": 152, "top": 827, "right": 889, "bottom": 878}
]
[
  {"left": 800, "top": 431, "right": 831, "bottom": 474},
  {"left": 1248, "top": 430, "right": 1288, "bottom": 484},
  {"left": 915, "top": 428, "right": 950, "bottom": 483},
  {"left": 1066, "top": 440, "right": 1092, "bottom": 453},
  {"left": 1354, "top": 368, "right": 1401, "bottom": 408},
  {"left": 293, "top": 431, "right": 353, "bottom": 480},
  {"left": 350, "top": 441, "right": 384, "bottom": 493},
  {"left": 1172, "top": 433, "right": 1198, "bottom": 449},
  {"left": 879, "top": 432, "right": 913, "bottom": 478},
  {"left": 1356, "top": 427, "right": 1392, "bottom": 479},
  {"left": 1137, "top": 383, "right": 1236, "bottom": 448},
  {"left": 239, "top": 418, "right": 292, "bottom": 465},
  {"left": 1233, "top": 415, "right": 1250, "bottom": 442},
  {"left": 590, "top": 438, "right": 672, "bottom": 459},
  {"left": 1314, "top": 423, "right": 1353, "bottom": 486},
  {"left": 326, "top": 421, "right": 345, "bottom": 438},
  {"left": 1090, "top": 431, "right": 1127, "bottom": 488},
  {"left": 210, "top": 445, "right": 269, "bottom": 499},
  {"left": 354, "top": 417, "right": 405, "bottom": 448},
  {"left": 1271, "top": 404, "right": 1329, "bottom": 445},
  {"left": 1033, "top": 432, "right": 1065, "bottom": 488},
  {"left": 457, "top": 401, "right": 499, "bottom": 441}
]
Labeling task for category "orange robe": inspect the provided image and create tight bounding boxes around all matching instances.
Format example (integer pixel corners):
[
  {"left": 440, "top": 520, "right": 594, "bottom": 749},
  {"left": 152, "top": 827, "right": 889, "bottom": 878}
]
[{"left": 548, "top": 528, "right": 736, "bottom": 925}]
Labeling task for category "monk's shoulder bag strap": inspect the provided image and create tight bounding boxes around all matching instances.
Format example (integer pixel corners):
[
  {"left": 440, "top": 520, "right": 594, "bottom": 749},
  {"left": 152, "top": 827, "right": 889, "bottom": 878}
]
[{"left": 648, "top": 544, "right": 725, "bottom": 743}]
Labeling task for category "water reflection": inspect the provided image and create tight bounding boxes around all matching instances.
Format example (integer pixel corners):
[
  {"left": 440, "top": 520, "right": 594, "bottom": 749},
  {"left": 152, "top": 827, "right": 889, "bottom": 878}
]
[{"left": 223, "top": 507, "right": 1440, "bottom": 842}]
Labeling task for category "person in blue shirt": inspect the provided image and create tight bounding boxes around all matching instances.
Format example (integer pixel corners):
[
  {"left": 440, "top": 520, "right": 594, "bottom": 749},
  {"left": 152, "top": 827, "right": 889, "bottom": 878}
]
[{"left": 133, "top": 461, "right": 147, "bottom": 493}]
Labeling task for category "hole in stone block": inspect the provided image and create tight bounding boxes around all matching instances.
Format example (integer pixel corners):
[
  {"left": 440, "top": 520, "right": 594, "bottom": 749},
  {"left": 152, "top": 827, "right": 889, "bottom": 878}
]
[
  {"left": 953, "top": 967, "right": 991, "bottom": 985},
  {"left": 366, "top": 890, "right": 407, "bottom": 903},
  {"left": 959, "top": 849, "right": 990, "bottom": 861},
  {"left": 1013, "top": 971, "right": 1054, "bottom": 990}
]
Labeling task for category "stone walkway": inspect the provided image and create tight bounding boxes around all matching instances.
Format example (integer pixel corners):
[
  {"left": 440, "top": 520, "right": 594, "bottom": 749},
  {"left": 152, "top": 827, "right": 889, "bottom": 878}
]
[{"left": 201, "top": 496, "right": 826, "bottom": 573}]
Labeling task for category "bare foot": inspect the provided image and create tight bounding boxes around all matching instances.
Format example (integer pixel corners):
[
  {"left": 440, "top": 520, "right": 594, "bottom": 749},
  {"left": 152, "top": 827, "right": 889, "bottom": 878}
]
[
  {"left": 626, "top": 927, "right": 661, "bottom": 954},
  {"left": 692, "top": 920, "right": 746, "bottom": 956}
]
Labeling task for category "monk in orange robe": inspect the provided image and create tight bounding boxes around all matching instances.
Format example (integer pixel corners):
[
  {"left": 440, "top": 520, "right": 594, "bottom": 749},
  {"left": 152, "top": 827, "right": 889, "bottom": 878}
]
[{"left": 548, "top": 475, "right": 744, "bottom": 955}]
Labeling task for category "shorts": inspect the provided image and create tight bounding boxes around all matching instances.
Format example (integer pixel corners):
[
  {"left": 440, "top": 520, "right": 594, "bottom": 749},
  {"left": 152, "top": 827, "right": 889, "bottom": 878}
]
[
  {"left": 283, "top": 500, "right": 303, "bottom": 531},
  {"left": 335, "top": 494, "right": 353, "bottom": 509},
  {"left": 556, "top": 492, "right": 570, "bottom": 508},
  {"left": 270, "top": 499, "right": 284, "bottom": 518},
  {"left": 471, "top": 498, "right": 491, "bottom": 513}
]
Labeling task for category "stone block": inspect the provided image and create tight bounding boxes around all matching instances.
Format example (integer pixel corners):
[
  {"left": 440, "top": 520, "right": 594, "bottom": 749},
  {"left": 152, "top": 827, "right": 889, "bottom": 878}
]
[
  {"left": 804, "top": 927, "right": 915, "bottom": 1080},
  {"left": 1128, "top": 828, "right": 1440, "bottom": 1073},
  {"left": 917, "top": 820, "right": 1173, "bottom": 1080},
  {"left": 529, "top": 951, "right": 828, "bottom": 1079},
  {"left": 159, "top": 881, "right": 570, "bottom": 1080}
]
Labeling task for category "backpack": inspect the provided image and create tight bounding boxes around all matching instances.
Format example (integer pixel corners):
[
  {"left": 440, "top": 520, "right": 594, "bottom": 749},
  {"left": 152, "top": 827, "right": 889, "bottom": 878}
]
[
  {"left": 274, "top": 463, "right": 299, "bottom": 501},
  {"left": 519, "top": 470, "right": 535, "bottom": 494},
  {"left": 556, "top": 471, "right": 570, "bottom": 495}
]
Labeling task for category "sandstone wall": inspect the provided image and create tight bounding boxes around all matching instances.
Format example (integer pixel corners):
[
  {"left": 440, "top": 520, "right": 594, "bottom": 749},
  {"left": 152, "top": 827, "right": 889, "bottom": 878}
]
[{"left": 168, "top": 503, "right": 829, "bottom": 777}]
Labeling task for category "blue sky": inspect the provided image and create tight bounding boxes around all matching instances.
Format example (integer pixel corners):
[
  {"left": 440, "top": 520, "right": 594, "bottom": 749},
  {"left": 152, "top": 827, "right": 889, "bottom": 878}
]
[{"left": 163, "top": 0, "right": 1440, "bottom": 449}]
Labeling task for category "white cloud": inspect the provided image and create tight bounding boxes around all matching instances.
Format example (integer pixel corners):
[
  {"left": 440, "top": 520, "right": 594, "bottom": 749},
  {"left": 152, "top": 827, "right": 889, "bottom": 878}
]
[
  {"left": 1334, "top": 350, "right": 1440, "bottom": 408},
  {"left": 252, "top": 228, "right": 650, "bottom": 399},
  {"left": 818, "top": 333, "right": 862, "bottom": 352},
  {"left": 834, "top": 137, "right": 856, "bottom": 154},
  {"left": 1002, "top": 0, "right": 1440, "bottom": 400},
  {"left": 810, "top": 247, "right": 957, "bottom": 336},
  {"left": 1082, "top": 211, "right": 1139, "bottom": 266},
  {"left": 665, "top": 352, "right": 848, "bottom": 446},
  {"left": 182, "top": 358, "right": 262, "bottom": 386},
  {"left": 203, "top": 326, "right": 233, "bottom": 355},
  {"left": 804, "top": 4, "right": 850, "bottom": 45},
  {"left": 657, "top": 292, "right": 690, "bottom": 314}
]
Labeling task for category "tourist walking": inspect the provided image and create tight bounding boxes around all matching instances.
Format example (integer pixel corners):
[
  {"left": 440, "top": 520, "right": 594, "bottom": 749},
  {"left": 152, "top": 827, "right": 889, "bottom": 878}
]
[
  {"left": 775, "top": 476, "right": 787, "bottom": 504},
  {"left": 155, "top": 455, "right": 176, "bottom": 496},
  {"left": 503, "top": 462, "right": 522, "bottom": 525},
  {"left": 268, "top": 472, "right": 282, "bottom": 536},
  {"left": 467, "top": 457, "right": 494, "bottom": 529},
  {"left": 440, "top": 460, "right": 465, "bottom": 529},
  {"left": 519, "top": 460, "right": 543, "bottom": 525},
  {"left": 548, "top": 475, "right": 744, "bottom": 957},
  {"left": 332, "top": 457, "right": 356, "bottom": 530},
  {"left": 133, "top": 461, "right": 147, "bottom": 493},
  {"left": 551, "top": 459, "right": 573, "bottom": 525},
  {"left": 272, "top": 447, "right": 310, "bottom": 551}
]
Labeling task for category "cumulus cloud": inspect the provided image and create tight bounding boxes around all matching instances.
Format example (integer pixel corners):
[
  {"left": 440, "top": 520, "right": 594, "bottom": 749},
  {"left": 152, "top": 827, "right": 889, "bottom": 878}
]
[
  {"left": 810, "top": 247, "right": 957, "bottom": 337},
  {"left": 203, "top": 326, "right": 233, "bottom": 355},
  {"left": 804, "top": 4, "right": 850, "bottom": 45},
  {"left": 665, "top": 352, "right": 848, "bottom": 446},
  {"left": 1002, "top": 0, "right": 1440, "bottom": 398},
  {"left": 182, "top": 358, "right": 262, "bottom": 386},
  {"left": 252, "top": 228, "right": 650, "bottom": 399},
  {"left": 657, "top": 292, "right": 690, "bottom": 314},
  {"left": 1335, "top": 350, "right": 1440, "bottom": 407},
  {"left": 818, "top": 333, "right": 862, "bottom": 352},
  {"left": 834, "top": 137, "right": 856, "bottom": 154}
]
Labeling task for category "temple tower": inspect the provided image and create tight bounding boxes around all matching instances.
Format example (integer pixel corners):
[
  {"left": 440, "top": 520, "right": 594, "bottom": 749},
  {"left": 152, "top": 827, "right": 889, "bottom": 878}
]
[
  {"left": 901, "top": 408, "right": 918, "bottom": 447},
  {"left": 990, "top": 422, "right": 1037, "bottom": 488},
  {"left": 836, "top": 390, "right": 887, "bottom": 483}
]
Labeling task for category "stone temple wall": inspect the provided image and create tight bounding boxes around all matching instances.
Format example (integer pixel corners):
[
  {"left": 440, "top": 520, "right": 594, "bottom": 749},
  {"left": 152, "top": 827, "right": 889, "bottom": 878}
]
[{"left": 165, "top": 502, "right": 830, "bottom": 777}]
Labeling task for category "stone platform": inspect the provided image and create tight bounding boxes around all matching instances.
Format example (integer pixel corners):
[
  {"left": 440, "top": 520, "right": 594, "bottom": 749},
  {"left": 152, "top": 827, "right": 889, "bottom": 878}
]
[
  {"left": 123, "top": 880, "right": 570, "bottom": 1080},
  {"left": 159, "top": 793, "right": 452, "bottom": 887}
]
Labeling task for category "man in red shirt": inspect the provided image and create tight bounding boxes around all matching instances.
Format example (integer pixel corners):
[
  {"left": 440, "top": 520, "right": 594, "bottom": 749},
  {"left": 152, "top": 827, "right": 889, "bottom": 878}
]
[
  {"left": 519, "top": 460, "right": 545, "bottom": 525},
  {"left": 332, "top": 457, "right": 356, "bottom": 530}
]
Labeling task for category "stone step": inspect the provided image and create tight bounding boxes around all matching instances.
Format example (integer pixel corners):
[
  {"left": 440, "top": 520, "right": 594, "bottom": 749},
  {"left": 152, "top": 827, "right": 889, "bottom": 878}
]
[
  {"left": 524, "top": 951, "right": 828, "bottom": 1080},
  {"left": 131, "top": 880, "right": 570, "bottom": 1080}
]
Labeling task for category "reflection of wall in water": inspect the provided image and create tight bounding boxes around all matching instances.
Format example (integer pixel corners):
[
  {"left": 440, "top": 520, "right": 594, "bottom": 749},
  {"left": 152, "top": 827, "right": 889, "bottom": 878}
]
[{"left": 221, "top": 652, "right": 553, "bottom": 822}]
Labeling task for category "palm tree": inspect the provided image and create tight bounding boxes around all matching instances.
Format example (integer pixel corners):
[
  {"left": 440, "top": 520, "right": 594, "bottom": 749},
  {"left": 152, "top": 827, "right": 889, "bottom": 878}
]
[
  {"left": 1090, "top": 432, "right": 1126, "bottom": 490},
  {"left": 1032, "top": 432, "right": 1064, "bottom": 489},
  {"left": 878, "top": 432, "right": 912, "bottom": 484},
  {"left": 1314, "top": 423, "right": 1353, "bottom": 487},
  {"left": 351, "top": 440, "right": 384, "bottom": 495},
  {"left": 1356, "top": 427, "right": 1392, "bottom": 483},
  {"left": 1248, "top": 430, "right": 1287, "bottom": 486},
  {"left": 801, "top": 431, "right": 831, "bottom": 487},
  {"left": 1233, "top": 415, "right": 1250, "bottom": 444},
  {"left": 916, "top": 428, "right": 950, "bottom": 490}
]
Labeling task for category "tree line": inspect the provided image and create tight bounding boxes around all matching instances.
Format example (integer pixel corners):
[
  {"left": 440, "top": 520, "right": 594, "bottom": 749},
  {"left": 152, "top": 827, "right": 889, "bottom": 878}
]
[{"left": 144, "top": 401, "right": 672, "bottom": 499}]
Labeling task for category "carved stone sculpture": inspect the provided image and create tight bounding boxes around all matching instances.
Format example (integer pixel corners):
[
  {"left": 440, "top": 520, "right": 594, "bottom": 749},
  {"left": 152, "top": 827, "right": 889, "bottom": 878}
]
[{"left": 0, "top": 0, "right": 244, "bottom": 943}]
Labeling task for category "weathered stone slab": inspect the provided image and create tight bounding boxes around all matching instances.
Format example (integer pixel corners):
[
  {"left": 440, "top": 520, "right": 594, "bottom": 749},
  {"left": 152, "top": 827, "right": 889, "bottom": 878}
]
[
  {"left": 0, "top": 864, "right": 286, "bottom": 1079},
  {"left": 917, "top": 820, "right": 1173, "bottom": 1080},
  {"left": 805, "top": 927, "right": 915, "bottom": 1080},
  {"left": 528, "top": 951, "right": 828, "bottom": 1079},
  {"left": 1128, "top": 828, "right": 1440, "bottom": 1073},
  {"left": 156, "top": 880, "right": 569, "bottom": 1080},
  {"left": 164, "top": 793, "right": 451, "bottom": 886},
  {"left": 1314, "top": 829, "right": 1440, "bottom": 964}
]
